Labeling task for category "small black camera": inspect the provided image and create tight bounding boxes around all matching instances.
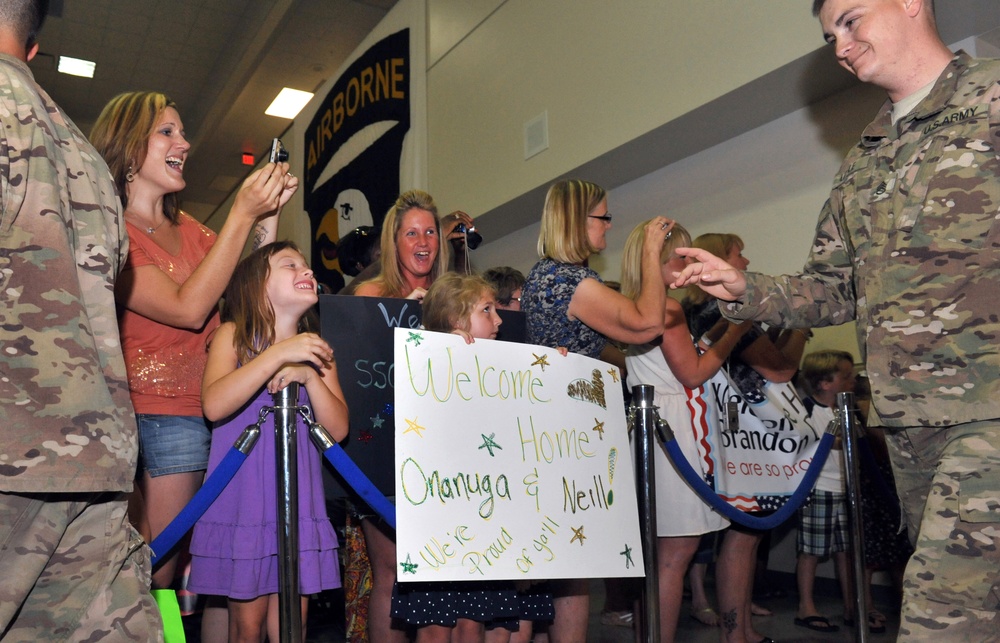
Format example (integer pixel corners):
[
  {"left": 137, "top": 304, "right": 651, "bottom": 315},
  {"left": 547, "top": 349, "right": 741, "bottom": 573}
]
[
  {"left": 269, "top": 137, "right": 288, "bottom": 163},
  {"left": 454, "top": 222, "right": 483, "bottom": 250}
]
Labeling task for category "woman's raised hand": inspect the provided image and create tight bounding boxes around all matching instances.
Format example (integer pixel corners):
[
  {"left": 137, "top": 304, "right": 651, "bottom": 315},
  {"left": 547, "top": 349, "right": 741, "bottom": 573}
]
[
  {"left": 440, "top": 210, "right": 474, "bottom": 240},
  {"left": 277, "top": 167, "right": 299, "bottom": 209},
  {"left": 232, "top": 162, "right": 296, "bottom": 223},
  {"left": 643, "top": 216, "right": 675, "bottom": 252}
]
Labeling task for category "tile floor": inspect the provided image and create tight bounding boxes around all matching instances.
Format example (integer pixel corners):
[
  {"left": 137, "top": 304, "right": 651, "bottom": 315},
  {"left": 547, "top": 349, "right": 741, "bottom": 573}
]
[{"left": 182, "top": 574, "right": 900, "bottom": 641}]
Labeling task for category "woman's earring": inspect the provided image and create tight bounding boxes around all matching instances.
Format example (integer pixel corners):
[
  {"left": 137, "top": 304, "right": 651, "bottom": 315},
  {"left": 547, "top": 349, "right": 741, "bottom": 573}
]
[{"left": 126, "top": 166, "right": 135, "bottom": 183}]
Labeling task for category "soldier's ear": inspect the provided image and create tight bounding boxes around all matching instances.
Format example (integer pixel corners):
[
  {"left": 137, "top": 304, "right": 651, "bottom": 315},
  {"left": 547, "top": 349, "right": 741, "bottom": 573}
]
[{"left": 27, "top": 42, "right": 39, "bottom": 62}]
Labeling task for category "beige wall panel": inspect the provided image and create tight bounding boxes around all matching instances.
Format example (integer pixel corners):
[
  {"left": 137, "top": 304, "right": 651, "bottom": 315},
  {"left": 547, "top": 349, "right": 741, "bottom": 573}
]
[
  {"left": 428, "top": 0, "right": 505, "bottom": 67},
  {"left": 426, "top": 0, "right": 824, "bottom": 217}
]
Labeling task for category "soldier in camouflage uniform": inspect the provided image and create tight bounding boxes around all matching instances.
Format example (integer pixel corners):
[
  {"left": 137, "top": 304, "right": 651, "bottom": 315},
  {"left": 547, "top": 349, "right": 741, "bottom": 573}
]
[
  {"left": 674, "top": 0, "right": 1000, "bottom": 640},
  {"left": 0, "top": 0, "right": 161, "bottom": 640}
]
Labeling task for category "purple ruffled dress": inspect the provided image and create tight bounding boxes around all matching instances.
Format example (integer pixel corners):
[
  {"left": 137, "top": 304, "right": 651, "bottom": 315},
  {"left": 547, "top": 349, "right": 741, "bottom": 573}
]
[{"left": 188, "top": 386, "right": 341, "bottom": 599}]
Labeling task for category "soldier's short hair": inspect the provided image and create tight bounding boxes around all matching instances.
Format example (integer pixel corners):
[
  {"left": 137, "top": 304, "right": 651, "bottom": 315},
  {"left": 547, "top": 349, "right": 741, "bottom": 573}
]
[
  {"left": 0, "top": 0, "right": 48, "bottom": 48},
  {"left": 336, "top": 225, "right": 379, "bottom": 276},
  {"left": 813, "top": 0, "right": 934, "bottom": 17}
]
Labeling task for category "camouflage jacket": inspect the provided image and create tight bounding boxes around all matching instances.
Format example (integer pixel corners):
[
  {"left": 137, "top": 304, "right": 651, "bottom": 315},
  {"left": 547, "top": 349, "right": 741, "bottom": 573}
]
[
  {"left": 724, "top": 52, "right": 1000, "bottom": 429},
  {"left": 0, "top": 54, "right": 137, "bottom": 491}
]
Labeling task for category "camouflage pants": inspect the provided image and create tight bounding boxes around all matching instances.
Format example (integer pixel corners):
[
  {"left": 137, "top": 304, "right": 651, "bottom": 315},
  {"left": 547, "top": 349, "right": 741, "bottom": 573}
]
[
  {"left": 885, "top": 420, "right": 1000, "bottom": 641},
  {"left": 0, "top": 492, "right": 163, "bottom": 642}
]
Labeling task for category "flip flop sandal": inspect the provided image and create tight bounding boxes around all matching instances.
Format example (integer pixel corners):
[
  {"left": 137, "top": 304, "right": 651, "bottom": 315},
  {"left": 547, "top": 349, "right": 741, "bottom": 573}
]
[
  {"left": 868, "top": 612, "right": 887, "bottom": 634},
  {"left": 690, "top": 607, "right": 719, "bottom": 626},
  {"left": 795, "top": 615, "right": 840, "bottom": 632},
  {"left": 844, "top": 614, "right": 887, "bottom": 634}
]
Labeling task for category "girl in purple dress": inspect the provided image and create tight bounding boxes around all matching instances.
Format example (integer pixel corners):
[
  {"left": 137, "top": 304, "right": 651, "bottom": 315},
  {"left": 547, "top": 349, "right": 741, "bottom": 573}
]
[{"left": 188, "top": 241, "right": 349, "bottom": 642}]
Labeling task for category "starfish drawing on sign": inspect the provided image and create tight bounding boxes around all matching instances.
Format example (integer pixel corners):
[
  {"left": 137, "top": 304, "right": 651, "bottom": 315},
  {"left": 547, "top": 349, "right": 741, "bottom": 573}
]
[
  {"left": 607, "top": 368, "right": 620, "bottom": 383},
  {"left": 570, "top": 525, "right": 586, "bottom": 546},
  {"left": 383, "top": 403, "right": 394, "bottom": 416},
  {"left": 403, "top": 417, "right": 426, "bottom": 437},
  {"left": 478, "top": 433, "right": 502, "bottom": 457},
  {"left": 370, "top": 414, "right": 384, "bottom": 429},
  {"left": 592, "top": 419, "right": 605, "bottom": 439},
  {"left": 400, "top": 554, "right": 418, "bottom": 574},
  {"left": 620, "top": 543, "right": 634, "bottom": 568},
  {"left": 358, "top": 429, "right": 374, "bottom": 443},
  {"left": 407, "top": 331, "right": 424, "bottom": 346},
  {"left": 531, "top": 353, "right": 550, "bottom": 371}
]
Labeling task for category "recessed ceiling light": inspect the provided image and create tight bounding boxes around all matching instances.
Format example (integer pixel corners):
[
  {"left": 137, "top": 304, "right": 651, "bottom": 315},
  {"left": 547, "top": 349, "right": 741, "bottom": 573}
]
[
  {"left": 265, "top": 87, "right": 314, "bottom": 119},
  {"left": 57, "top": 55, "right": 95, "bottom": 78}
]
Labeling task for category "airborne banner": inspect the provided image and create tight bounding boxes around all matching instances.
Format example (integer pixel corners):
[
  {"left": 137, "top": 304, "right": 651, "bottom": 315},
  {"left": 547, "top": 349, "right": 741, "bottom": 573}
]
[{"left": 302, "top": 28, "right": 411, "bottom": 289}]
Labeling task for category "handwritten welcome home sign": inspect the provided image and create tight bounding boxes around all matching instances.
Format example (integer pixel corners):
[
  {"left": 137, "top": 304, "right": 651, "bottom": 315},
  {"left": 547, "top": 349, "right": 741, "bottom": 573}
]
[{"left": 393, "top": 328, "right": 644, "bottom": 582}]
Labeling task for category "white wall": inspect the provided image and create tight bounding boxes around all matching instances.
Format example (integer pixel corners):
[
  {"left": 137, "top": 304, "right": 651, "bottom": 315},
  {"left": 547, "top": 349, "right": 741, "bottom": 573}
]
[
  {"left": 426, "top": 0, "right": 825, "bottom": 218},
  {"left": 472, "top": 79, "right": 888, "bottom": 355}
]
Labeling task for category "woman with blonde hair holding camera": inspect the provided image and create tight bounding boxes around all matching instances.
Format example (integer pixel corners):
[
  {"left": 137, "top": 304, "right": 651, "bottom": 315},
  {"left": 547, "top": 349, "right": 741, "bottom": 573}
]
[
  {"left": 89, "top": 91, "right": 297, "bottom": 598},
  {"left": 352, "top": 189, "right": 473, "bottom": 641},
  {"left": 354, "top": 190, "right": 475, "bottom": 300}
]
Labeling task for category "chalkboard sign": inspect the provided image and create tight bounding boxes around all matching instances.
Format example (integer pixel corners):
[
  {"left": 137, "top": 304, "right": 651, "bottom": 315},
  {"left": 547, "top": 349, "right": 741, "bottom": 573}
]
[{"left": 320, "top": 294, "right": 525, "bottom": 499}]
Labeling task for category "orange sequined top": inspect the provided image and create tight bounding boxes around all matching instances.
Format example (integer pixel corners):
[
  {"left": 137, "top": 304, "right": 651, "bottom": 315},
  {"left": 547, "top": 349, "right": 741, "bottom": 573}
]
[{"left": 120, "top": 213, "right": 219, "bottom": 417}]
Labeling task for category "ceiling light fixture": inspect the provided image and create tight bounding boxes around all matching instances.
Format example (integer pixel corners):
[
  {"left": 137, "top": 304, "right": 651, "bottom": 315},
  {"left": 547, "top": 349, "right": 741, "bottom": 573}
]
[
  {"left": 265, "top": 87, "right": 314, "bottom": 119},
  {"left": 57, "top": 55, "right": 96, "bottom": 78}
]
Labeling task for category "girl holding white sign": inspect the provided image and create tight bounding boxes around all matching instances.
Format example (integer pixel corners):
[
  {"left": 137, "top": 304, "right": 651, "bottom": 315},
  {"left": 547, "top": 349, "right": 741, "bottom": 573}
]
[
  {"left": 621, "top": 221, "right": 750, "bottom": 642},
  {"left": 391, "top": 273, "right": 554, "bottom": 643},
  {"left": 188, "top": 242, "right": 349, "bottom": 642},
  {"left": 352, "top": 190, "right": 478, "bottom": 643}
]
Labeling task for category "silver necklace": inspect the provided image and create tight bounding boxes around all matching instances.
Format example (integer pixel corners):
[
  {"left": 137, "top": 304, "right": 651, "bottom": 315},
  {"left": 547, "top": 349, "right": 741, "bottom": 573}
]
[{"left": 128, "top": 213, "right": 166, "bottom": 234}]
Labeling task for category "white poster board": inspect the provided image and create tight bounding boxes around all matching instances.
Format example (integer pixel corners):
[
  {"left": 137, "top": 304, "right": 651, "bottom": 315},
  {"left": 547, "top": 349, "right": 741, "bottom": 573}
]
[{"left": 393, "top": 328, "right": 644, "bottom": 582}]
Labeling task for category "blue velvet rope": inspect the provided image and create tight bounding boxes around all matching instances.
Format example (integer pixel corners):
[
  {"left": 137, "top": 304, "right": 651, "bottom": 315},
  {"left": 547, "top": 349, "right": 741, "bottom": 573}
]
[
  {"left": 321, "top": 443, "right": 397, "bottom": 530},
  {"left": 661, "top": 431, "right": 836, "bottom": 530},
  {"left": 149, "top": 425, "right": 397, "bottom": 570},
  {"left": 150, "top": 445, "right": 248, "bottom": 568}
]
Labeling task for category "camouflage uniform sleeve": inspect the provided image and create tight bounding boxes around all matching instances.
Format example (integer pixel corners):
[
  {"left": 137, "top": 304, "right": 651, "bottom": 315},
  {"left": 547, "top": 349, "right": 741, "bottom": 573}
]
[
  {"left": 720, "top": 195, "right": 858, "bottom": 329},
  {"left": 0, "top": 56, "right": 137, "bottom": 493},
  {"left": 0, "top": 79, "right": 26, "bottom": 233}
]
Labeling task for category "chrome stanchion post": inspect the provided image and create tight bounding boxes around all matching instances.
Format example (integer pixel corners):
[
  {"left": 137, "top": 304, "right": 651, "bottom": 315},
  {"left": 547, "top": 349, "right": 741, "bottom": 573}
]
[
  {"left": 632, "top": 384, "right": 659, "bottom": 643},
  {"left": 838, "top": 391, "right": 868, "bottom": 643},
  {"left": 273, "top": 383, "right": 302, "bottom": 643}
]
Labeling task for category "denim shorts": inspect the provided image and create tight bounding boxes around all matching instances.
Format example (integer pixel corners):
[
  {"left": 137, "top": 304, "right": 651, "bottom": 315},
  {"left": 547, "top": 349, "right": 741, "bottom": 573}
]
[{"left": 137, "top": 414, "right": 211, "bottom": 477}]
